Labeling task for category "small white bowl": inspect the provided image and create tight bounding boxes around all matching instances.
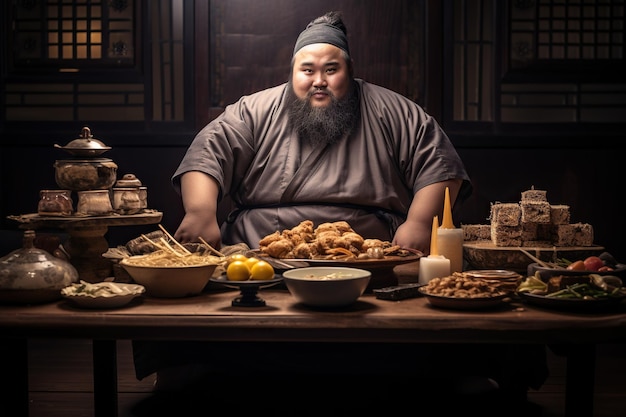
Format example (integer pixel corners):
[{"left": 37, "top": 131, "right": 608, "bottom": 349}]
[{"left": 282, "top": 267, "right": 371, "bottom": 307}]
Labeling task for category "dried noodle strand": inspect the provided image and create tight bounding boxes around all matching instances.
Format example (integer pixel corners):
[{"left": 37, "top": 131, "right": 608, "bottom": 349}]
[
  {"left": 198, "top": 236, "right": 226, "bottom": 257},
  {"left": 158, "top": 237, "right": 186, "bottom": 257},
  {"left": 140, "top": 234, "right": 182, "bottom": 257},
  {"left": 158, "top": 224, "right": 191, "bottom": 255}
]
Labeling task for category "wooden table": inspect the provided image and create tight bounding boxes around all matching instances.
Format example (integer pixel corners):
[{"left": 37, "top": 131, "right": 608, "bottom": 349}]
[{"left": 1, "top": 264, "right": 624, "bottom": 417}]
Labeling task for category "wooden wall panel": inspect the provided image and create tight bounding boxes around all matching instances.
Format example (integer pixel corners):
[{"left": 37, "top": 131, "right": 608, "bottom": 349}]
[{"left": 208, "top": 0, "right": 423, "bottom": 112}]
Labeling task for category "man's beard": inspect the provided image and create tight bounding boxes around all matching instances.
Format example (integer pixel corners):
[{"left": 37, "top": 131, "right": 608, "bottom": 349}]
[{"left": 287, "top": 81, "right": 359, "bottom": 147}]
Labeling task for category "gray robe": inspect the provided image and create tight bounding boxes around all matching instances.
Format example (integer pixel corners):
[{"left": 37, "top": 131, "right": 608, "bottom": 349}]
[{"left": 173, "top": 79, "right": 471, "bottom": 247}]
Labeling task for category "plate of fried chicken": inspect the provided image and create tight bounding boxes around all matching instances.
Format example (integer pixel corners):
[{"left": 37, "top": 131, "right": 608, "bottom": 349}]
[{"left": 255, "top": 220, "right": 422, "bottom": 270}]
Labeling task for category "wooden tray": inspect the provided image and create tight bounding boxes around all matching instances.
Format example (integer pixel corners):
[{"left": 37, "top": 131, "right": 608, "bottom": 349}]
[{"left": 463, "top": 241, "right": 604, "bottom": 273}]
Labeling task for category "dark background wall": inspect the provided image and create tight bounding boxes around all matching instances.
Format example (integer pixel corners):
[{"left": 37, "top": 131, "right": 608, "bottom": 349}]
[{"left": 1, "top": 0, "right": 624, "bottom": 263}]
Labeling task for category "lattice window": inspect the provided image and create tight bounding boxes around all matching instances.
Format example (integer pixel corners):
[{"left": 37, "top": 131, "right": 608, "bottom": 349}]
[
  {"left": 10, "top": 0, "right": 135, "bottom": 71},
  {"left": 3, "top": 0, "right": 192, "bottom": 126},
  {"left": 448, "top": 0, "right": 626, "bottom": 126},
  {"left": 509, "top": 0, "right": 625, "bottom": 67}
]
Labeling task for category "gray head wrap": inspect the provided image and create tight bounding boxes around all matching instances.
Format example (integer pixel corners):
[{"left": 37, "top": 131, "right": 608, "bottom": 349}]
[{"left": 293, "top": 23, "right": 350, "bottom": 57}]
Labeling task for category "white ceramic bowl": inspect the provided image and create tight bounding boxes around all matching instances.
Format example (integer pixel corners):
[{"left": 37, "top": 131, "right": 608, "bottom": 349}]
[
  {"left": 119, "top": 259, "right": 218, "bottom": 298},
  {"left": 282, "top": 267, "right": 371, "bottom": 307}
]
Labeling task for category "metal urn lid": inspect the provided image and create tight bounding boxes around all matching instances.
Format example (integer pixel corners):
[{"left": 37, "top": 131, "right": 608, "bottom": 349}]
[{"left": 54, "top": 126, "right": 112, "bottom": 157}]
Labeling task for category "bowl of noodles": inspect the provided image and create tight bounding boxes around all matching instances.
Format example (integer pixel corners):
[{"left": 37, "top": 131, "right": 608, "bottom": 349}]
[{"left": 119, "top": 250, "right": 226, "bottom": 298}]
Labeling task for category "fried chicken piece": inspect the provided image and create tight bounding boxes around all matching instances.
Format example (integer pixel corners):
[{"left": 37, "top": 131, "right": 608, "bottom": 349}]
[
  {"left": 332, "top": 221, "right": 354, "bottom": 234},
  {"left": 341, "top": 232, "right": 364, "bottom": 250},
  {"left": 331, "top": 236, "right": 361, "bottom": 255},
  {"left": 315, "top": 222, "right": 339, "bottom": 236},
  {"left": 291, "top": 220, "right": 314, "bottom": 236},
  {"left": 259, "top": 231, "right": 282, "bottom": 247},
  {"left": 362, "top": 238, "right": 385, "bottom": 251},
  {"left": 292, "top": 242, "right": 317, "bottom": 259},
  {"left": 281, "top": 230, "right": 301, "bottom": 246},
  {"left": 316, "top": 230, "right": 341, "bottom": 253},
  {"left": 331, "top": 236, "right": 350, "bottom": 249},
  {"left": 383, "top": 244, "right": 402, "bottom": 255},
  {"left": 264, "top": 239, "right": 295, "bottom": 258},
  {"left": 284, "top": 230, "right": 314, "bottom": 246}
]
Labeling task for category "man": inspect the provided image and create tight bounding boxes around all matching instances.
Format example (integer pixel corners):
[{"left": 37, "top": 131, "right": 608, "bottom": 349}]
[
  {"left": 133, "top": 12, "right": 545, "bottom": 410},
  {"left": 172, "top": 11, "right": 471, "bottom": 254}
]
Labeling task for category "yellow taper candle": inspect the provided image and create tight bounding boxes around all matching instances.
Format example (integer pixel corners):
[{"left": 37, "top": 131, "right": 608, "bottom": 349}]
[
  {"left": 430, "top": 215, "right": 439, "bottom": 256},
  {"left": 441, "top": 187, "right": 455, "bottom": 229}
]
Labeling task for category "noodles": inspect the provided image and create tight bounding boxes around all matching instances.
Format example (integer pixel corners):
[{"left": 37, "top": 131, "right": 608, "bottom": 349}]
[
  {"left": 119, "top": 224, "right": 228, "bottom": 267},
  {"left": 122, "top": 250, "right": 226, "bottom": 267}
]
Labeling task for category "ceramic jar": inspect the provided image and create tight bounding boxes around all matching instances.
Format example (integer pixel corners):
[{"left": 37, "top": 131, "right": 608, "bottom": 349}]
[
  {"left": 38, "top": 189, "right": 73, "bottom": 216},
  {"left": 112, "top": 187, "right": 142, "bottom": 214},
  {"left": 76, "top": 190, "right": 113, "bottom": 215},
  {"left": 0, "top": 230, "right": 79, "bottom": 304}
]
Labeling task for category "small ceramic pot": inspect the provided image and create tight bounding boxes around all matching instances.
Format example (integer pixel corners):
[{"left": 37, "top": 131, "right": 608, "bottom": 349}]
[
  {"left": 112, "top": 187, "right": 141, "bottom": 214},
  {"left": 115, "top": 173, "right": 142, "bottom": 188},
  {"left": 76, "top": 190, "right": 113, "bottom": 215},
  {"left": 38, "top": 189, "right": 73, "bottom": 216}
]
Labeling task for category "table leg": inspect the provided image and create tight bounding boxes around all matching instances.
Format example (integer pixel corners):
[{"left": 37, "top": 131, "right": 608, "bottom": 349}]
[
  {"left": 63, "top": 225, "right": 113, "bottom": 282},
  {"left": 0, "top": 339, "right": 29, "bottom": 417},
  {"left": 93, "top": 340, "right": 118, "bottom": 417},
  {"left": 565, "top": 343, "right": 595, "bottom": 417}
]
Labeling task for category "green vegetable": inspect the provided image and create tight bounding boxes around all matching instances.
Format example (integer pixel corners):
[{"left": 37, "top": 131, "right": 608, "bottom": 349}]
[
  {"left": 546, "top": 283, "right": 622, "bottom": 300},
  {"left": 517, "top": 274, "right": 547, "bottom": 293}
]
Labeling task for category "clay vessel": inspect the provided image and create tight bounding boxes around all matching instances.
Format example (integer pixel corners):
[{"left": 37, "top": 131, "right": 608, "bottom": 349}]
[
  {"left": 76, "top": 190, "right": 113, "bottom": 215},
  {"left": 38, "top": 189, "right": 73, "bottom": 216}
]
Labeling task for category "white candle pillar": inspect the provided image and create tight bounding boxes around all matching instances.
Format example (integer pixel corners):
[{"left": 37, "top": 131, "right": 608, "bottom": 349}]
[
  {"left": 419, "top": 215, "right": 451, "bottom": 285},
  {"left": 437, "top": 187, "right": 464, "bottom": 274}
]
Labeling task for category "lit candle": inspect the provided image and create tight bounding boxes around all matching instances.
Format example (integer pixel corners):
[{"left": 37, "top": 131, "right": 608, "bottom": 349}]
[
  {"left": 419, "top": 216, "right": 451, "bottom": 285},
  {"left": 437, "top": 187, "right": 464, "bottom": 274}
]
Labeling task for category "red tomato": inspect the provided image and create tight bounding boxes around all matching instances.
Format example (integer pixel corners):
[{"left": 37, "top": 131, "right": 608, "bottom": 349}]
[
  {"left": 566, "top": 260, "right": 586, "bottom": 271},
  {"left": 583, "top": 256, "right": 605, "bottom": 272}
]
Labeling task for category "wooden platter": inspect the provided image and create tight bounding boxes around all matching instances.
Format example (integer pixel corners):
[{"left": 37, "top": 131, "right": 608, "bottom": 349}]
[{"left": 463, "top": 241, "right": 604, "bottom": 272}]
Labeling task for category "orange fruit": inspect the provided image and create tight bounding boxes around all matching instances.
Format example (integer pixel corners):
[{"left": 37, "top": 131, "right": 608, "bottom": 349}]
[
  {"left": 244, "top": 256, "right": 260, "bottom": 271},
  {"left": 227, "top": 253, "right": 248, "bottom": 267},
  {"left": 226, "top": 260, "right": 250, "bottom": 281},
  {"left": 250, "top": 260, "right": 275, "bottom": 281}
]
